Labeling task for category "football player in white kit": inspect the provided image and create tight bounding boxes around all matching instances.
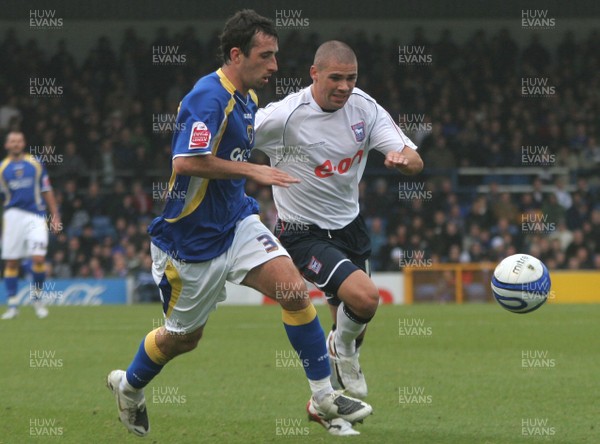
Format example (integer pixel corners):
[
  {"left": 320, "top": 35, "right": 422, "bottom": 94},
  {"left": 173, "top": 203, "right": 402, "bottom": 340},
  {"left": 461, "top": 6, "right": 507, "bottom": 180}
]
[
  {"left": 255, "top": 41, "right": 423, "bottom": 429},
  {"left": 0, "top": 131, "right": 61, "bottom": 319}
]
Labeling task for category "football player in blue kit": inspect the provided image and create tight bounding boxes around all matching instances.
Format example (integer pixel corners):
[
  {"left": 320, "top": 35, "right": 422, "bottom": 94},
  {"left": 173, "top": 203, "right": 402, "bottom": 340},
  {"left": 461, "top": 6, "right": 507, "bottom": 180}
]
[
  {"left": 106, "top": 10, "right": 372, "bottom": 437},
  {"left": 0, "top": 131, "right": 61, "bottom": 320}
]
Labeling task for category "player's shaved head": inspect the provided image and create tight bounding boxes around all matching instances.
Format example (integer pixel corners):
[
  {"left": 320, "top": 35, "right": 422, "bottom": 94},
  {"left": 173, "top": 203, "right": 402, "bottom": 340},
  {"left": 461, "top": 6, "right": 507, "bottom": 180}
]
[{"left": 313, "top": 41, "right": 357, "bottom": 70}]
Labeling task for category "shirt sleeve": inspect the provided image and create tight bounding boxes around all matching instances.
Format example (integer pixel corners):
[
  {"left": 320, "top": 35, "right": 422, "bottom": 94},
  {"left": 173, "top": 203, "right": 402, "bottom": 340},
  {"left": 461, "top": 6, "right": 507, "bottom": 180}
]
[
  {"left": 254, "top": 104, "right": 284, "bottom": 158},
  {"left": 369, "top": 104, "right": 418, "bottom": 155},
  {"left": 172, "top": 89, "right": 224, "bottom": 159}
]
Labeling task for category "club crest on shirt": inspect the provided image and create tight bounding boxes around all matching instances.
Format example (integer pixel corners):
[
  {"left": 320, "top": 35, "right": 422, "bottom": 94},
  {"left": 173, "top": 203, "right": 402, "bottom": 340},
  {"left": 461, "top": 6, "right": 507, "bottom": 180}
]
[
  {"left": 308, "top": 256, "right": 322, "bottom": 274},
  {"left": 351, "top": 121, "right": 365, "bottom": 142},
  {"left": 189, "top": 121, "right": 211, "bottom": 149},
  {"left": 247, "top": 125, "right": 254, "bottom": 144}
]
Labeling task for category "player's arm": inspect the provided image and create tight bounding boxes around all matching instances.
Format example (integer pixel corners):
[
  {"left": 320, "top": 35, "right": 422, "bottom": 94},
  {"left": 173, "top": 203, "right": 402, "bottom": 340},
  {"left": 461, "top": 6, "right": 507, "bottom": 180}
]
[
  {"left": 384, "top": 147, "right": 424, "bottom": 175},
  {"left": 42, "top": 189, "right": 62, "bottom": 234},
  {"left": 173, "top": 155, "right": 299, "bottom": 188},
  {"left": 370, "top": 102, "right": 424, "bottom": 175}
]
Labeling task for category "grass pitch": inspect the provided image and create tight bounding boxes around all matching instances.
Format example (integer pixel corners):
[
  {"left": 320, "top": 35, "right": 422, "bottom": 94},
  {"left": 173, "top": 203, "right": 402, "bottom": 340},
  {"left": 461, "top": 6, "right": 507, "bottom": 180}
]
[{"left": 1, "top": 303, "right": 597, "bottom": 443}]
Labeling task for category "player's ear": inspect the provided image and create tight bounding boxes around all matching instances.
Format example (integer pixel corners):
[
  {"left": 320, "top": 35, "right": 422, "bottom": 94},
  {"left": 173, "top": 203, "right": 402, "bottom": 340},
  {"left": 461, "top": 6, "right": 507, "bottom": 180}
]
[
  {"left": 229, "top": 47, "right": 242, "bottom": 64},
  {"left": 309, "top": 65, "right": 318, "bottom": 82}
]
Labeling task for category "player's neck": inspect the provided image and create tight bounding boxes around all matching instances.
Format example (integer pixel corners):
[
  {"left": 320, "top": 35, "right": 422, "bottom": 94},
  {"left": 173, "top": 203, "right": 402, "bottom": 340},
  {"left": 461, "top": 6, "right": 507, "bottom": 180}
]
[
  {"left": 8, "top": 152, "right": 25, "bottom": 161},
  {"left": 220, "top": 65, "right": 248, "bottom": 96}
]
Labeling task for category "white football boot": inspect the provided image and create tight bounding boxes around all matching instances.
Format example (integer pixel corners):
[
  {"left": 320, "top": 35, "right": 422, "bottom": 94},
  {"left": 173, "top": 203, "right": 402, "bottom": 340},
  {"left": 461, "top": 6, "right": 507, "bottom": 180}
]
[
  {"left": 307, "top": 403, "right": 361, "bottom": 436},
  {"left": 327, "top": 330, "right": 368, "bottom": 398},
  {"left": 307, "top": 390, "right": 372, "bottom": 425},
  {"left": 106, "top": 370, "right": 149, "bottom": 437},
  {"left": 33, "top": 300, "right": 48, "bottom": 319},
  {"left": 1, "top": 307, "right": 19, "bottom": 320}
]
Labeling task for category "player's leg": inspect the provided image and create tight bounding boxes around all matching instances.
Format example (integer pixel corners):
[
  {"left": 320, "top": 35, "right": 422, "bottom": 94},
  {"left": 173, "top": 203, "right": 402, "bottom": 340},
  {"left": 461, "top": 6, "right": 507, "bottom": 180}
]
[
  {"left": 277, "top": 230, "right": 376, "bottom": 398},
  {"left": 107, "top": 243, "right": 228, "bottom": 436},
  {"left": 333, "top": 268, "right": 378, "bottom": 356},
  {"left": 27, "top": 212, "right": 50, "bottom": 318},
  {"left": 2, "top": 209, "right": 28, "bottom": 320},
  {"left": 1, "top": 259, "right": 21, "bottom": 319},
  {"left": 230, "top": 215, "right": 372, "bottom": 428},
  {"left": 30, "top": 255, "right": 48, "bottom": 318}
]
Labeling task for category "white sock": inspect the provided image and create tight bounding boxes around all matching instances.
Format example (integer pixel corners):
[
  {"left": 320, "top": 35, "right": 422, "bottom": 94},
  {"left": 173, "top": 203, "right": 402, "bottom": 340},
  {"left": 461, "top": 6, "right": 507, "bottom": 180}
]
[
  {"left": 120, "top": 375, "right": 143, "bottom": 399},
  {"left": 335, "top": 302, "right": 367, "bottom": 357},
  {"left": 309, "top": 376, "right": 333, "bottom": 403}
]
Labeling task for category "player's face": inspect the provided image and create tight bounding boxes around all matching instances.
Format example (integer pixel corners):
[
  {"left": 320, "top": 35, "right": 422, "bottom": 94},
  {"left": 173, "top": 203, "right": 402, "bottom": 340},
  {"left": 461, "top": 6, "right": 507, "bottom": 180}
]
[
  {"left": 5, "top": 133, "right": 26, "bottom": 157},
  {"left": 310, "top": 62, "right": 357, "bottom": 110},
  {"left": 239, "top": 32, "right": 278, "bottom": 91}
]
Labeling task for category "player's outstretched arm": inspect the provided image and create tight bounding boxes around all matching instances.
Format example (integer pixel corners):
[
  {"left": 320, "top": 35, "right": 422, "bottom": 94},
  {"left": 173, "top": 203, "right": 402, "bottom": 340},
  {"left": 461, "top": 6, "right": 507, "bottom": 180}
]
[
  {"left": 173, "top": 155, "right": 300, "bottom": 187},
  {"left": 384, "top": 147, "right": 424, "bottom": 175}
]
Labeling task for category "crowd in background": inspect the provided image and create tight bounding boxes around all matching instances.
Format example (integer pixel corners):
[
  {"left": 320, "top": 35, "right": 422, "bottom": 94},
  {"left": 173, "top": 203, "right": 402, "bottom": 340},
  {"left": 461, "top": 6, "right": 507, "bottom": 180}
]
[{"left": 0, "top": 25, "right": 598, "bottom": 299}]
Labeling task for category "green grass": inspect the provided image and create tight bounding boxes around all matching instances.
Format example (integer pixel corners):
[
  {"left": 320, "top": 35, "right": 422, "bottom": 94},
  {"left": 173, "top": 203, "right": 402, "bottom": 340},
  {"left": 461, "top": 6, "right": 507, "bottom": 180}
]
[{"left": 1, "top": 303, "right": 597, "bottom": 443}]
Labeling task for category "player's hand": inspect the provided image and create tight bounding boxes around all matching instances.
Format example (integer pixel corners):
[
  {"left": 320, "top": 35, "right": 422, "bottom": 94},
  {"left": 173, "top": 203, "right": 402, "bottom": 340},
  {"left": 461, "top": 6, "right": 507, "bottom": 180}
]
[
  {"left": 249, "top": 165, "right": 300, "bottom": 188},
  {"left": 49, "top": 214, "right": 62, "bottom": 235},
  {"left": 384, "top": 151, "right": 409, "bottom": 169}
]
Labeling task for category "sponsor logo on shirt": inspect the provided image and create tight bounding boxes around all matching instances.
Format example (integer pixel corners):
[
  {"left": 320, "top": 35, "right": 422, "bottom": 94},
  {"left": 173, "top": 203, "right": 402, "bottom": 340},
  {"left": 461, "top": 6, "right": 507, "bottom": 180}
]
[{"left": 189, "top": 121, "right": 211, "bottom": 149}]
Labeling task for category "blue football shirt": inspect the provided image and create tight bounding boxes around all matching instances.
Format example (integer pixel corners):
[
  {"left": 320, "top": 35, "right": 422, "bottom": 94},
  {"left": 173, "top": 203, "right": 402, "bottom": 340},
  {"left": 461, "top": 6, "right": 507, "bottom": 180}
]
[
  {"left": 148, "top": 69, "right": 260, "bottom": 262},
  {"left": 0, "top": 154, "right": 51, "bottom": 216}
]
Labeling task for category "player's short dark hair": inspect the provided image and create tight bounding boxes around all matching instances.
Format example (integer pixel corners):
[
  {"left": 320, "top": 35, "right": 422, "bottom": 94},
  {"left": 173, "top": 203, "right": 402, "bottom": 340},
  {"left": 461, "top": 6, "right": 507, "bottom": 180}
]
[{"left": 219, "top": 9, "right": 278, "bottom": 63}]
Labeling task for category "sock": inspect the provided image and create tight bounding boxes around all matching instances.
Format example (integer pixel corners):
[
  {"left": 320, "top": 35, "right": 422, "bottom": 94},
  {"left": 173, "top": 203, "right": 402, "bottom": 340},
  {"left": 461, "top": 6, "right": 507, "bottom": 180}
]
[
  {"left": 4, "top": 265, "right": 19, "bottom": 309},
  {"left": 335, "top": 302, "right": 371, "bottom": 357},
  {"left": 282, "top": 304, "right": 333, "bottom": 396},
  {"left": 309, "top": 376, "right": 334, "bottom": 403},
  {"left": 125, "top": 328, "right": 170, "bottom": 390},
  {"left": 31, "top": 262, "right": 46, "bottom": 301}
]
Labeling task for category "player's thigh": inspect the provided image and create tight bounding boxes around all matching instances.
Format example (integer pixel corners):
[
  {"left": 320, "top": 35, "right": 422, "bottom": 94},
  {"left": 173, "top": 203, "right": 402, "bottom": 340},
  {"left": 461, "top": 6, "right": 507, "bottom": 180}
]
[
  {"left": 26, "top": 213, "right": 49, "bottom": 257},
  {"left": 284, "top": 234, "right": 362, "bottom": 296},
  {"left": 226, "top": 215, "right": 305, "bottom": 302},
  {"left": 1, "top": 208, "right": 30, "bottom": 260},
  {"left": 151, "top": 243, "right": 228, "bottom": 335}
]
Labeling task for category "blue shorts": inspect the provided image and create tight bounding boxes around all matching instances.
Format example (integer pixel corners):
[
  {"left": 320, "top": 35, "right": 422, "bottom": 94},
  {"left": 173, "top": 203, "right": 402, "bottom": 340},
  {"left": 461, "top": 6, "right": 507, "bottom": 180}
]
[{"left": 274, "top": 215, "right": 371, "bottom": 306}]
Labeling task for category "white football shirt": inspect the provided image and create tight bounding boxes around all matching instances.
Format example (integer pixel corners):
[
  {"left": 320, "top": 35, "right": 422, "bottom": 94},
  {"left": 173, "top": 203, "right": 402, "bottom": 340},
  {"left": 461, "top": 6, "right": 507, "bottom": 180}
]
[{"left": 255, "top": 86, "right": 417, "bottom": 229}]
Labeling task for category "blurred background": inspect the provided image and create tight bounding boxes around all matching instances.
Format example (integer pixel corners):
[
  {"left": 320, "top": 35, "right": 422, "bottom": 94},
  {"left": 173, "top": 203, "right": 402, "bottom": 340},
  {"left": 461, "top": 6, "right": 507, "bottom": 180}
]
[{"left": 0, "top": 0, "right": 598, "bottom": 304}]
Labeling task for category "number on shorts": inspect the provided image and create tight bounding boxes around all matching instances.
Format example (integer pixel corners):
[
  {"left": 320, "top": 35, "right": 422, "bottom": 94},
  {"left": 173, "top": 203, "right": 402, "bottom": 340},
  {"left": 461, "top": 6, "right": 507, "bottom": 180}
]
[{"left": 256, "top": 234, "right": 279, "bottom": 253}]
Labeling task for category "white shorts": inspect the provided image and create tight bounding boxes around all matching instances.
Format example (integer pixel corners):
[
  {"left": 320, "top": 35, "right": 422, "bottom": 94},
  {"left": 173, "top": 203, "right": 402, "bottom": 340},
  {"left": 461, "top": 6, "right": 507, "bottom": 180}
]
[
  {"left": 1, "top": 208, "right": 49, "bottom": 260},
  {"left": 151, "top": 214, "right": 289, "bottom": 334}
]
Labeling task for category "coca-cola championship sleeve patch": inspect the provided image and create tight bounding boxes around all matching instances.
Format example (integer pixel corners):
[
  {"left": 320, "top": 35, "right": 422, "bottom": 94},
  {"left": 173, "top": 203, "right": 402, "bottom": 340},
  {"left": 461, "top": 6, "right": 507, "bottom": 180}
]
[{"left": 189, "top": 121, "right": 212, "bottom": 149}]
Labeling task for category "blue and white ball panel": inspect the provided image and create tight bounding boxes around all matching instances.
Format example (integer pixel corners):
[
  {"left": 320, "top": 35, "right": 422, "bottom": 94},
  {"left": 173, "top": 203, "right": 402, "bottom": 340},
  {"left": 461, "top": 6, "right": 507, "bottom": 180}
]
[{"left": 491, "top": 254, "right": 551, "bottom": 314}]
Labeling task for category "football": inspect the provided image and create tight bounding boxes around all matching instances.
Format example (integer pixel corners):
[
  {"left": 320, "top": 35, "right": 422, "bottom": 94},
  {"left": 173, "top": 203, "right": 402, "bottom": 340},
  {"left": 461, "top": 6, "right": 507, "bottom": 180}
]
[{"left": 491, "top": 254, "right": 551, "bottom": 314}]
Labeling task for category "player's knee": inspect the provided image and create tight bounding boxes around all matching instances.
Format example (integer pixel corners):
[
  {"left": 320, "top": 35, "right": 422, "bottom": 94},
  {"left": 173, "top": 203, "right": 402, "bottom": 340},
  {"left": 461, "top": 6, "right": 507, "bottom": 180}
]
[
  {"left": 162, "top": 327, "right": 203, "bottom": 356},
  {"left": 347, "top": 287, "right": 380, "bottom": 318},
  {"left": 276, "top": 277, "right": 310, "bottom": 311}
]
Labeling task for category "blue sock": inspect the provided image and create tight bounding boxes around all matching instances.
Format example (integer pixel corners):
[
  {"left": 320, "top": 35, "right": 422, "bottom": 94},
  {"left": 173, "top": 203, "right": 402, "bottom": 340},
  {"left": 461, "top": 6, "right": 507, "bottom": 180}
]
[
  {"left": 282, "top": 304, "right": 330, "bottom": 381},
  {"left": 125, "top": 329, "right": 168, "bottom": 389}
]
